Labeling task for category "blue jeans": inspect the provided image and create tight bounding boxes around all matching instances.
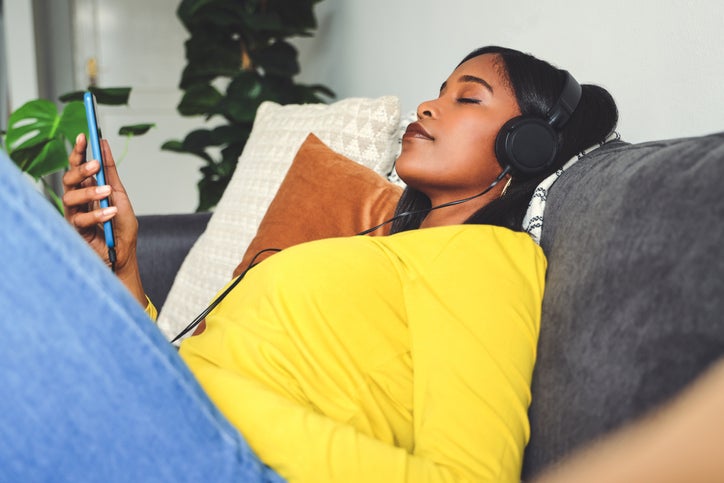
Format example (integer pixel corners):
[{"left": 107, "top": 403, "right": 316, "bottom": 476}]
[{"left": 0, "top": 151, "right": 285, "bottom": 482}]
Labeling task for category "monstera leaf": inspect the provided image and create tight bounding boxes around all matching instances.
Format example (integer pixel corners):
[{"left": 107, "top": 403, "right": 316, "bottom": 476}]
[{"left": 5, "top": 99, "right": 87, "bottom": 178}]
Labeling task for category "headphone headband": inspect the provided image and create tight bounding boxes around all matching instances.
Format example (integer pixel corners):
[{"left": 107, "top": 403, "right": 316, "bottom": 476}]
[{"left": 546, "top": 71, "right": 582, "bottom": 130}]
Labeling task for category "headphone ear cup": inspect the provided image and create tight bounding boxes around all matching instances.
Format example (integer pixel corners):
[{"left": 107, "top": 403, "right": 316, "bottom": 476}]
[{"left": 495, "top": 116, "right": 559, "bottom": 178}]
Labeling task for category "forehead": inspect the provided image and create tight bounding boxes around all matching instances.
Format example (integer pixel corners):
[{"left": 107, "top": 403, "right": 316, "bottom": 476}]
[{"left": 448, "top": 54, "right": 510, "bottom": 90}]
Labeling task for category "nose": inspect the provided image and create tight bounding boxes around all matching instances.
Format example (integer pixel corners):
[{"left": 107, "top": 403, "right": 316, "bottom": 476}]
[{"left": 416, "top": 98, "right": 437, "bottom": 120}]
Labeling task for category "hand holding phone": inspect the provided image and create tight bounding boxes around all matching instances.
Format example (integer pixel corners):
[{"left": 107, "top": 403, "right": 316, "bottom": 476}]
[{"left": 83, "top": 91, "right": 117, "bottom": 270}]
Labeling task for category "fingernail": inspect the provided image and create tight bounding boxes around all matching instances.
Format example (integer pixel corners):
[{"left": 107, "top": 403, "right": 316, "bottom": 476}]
[
  {"left": 101, "top": 207, "right": 117, "bottom": 217},
  {"left": 96, "top": 185, "right": 111, "bottom": 195},
  {"left": 76, "top": 133, "right": 84, "bottom": 144},
  {"left": 83, "top": 160, "right": 97, "bottom": 172}
]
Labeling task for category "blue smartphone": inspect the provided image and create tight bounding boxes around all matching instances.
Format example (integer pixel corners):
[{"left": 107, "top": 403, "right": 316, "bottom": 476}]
[{"left": 83, "top": 91, "right": 117, "bottom": 267}]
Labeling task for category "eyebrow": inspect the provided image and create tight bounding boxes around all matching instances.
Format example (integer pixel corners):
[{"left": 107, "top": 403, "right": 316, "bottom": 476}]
[{"left": 439, "top": 75, "right": 494, "bottom": 94}]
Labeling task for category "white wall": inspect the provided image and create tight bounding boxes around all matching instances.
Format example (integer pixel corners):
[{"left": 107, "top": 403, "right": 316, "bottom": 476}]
[
  {"left": 72, "top": 0, "right": 205, "bottom": 215},
  {"left": 297, "top": 0, "right": 724, "bottom": 143},
  {"left": 4, "top": 1, "right": 723, "bottom": 214}
]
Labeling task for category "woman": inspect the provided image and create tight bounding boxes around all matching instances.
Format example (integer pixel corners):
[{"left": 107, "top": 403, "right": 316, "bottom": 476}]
[
  {"left": 2, "top": 47, "right": 616, "bottom": 482},
  {"left": 390, "top": 46, "right": 617, "bottom": 234}
]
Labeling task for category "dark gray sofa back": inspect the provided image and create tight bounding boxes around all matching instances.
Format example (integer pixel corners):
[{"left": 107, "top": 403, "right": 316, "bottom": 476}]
[
  {"left": 136, "top": 212, "right": 211, "bottom": 310},
  {"left": 523, "top": 132, "right": 724, "bottom": 478}
]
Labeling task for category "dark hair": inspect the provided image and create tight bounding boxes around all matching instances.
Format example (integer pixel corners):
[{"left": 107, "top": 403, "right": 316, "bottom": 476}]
[{"left": 390, "top": 46, "right": 618, "bottom": 233}]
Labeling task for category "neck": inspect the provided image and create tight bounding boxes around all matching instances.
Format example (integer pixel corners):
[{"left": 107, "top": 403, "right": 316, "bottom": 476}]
[{"left": 419, "top": 189, "right": 502, "bottom": 229}]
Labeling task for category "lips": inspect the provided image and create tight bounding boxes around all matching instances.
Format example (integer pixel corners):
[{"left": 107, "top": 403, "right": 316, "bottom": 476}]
[{"left": 403, "top": 122, "right": 434, "bottom": 141}]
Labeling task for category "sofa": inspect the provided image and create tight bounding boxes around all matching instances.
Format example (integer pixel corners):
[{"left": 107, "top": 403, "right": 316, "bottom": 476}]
[{"left": 135, "top": 96, "right": 724, "bottom": 479}]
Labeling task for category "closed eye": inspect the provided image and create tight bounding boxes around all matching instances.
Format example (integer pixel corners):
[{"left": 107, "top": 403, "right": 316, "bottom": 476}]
[{"left": 457, "top": 98, "right": 481, "bottom": 104}]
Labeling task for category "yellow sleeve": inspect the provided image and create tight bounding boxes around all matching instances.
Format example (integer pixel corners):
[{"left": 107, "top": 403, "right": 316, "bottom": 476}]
[
  {"left": 181, "top": 226, "right": 546, "bottom": 483},
  {"left": 143, "top": 295, "right": 158, "bottom": 322}
]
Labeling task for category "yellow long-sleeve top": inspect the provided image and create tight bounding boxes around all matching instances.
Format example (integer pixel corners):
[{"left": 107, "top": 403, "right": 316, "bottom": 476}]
[{"left": 180, "top": 225, "right": 547, "bottom": 483}]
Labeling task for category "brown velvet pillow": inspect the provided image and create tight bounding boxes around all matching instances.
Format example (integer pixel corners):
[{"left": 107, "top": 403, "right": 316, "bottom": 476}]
[{"left": 232, "top": 133, "right": 404, "bottom": 278}]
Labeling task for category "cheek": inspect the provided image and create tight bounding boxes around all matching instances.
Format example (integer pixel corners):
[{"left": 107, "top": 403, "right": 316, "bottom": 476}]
[
  {"left": 450, "top": 108, "right": 499, "bottom": 141},
  {"left": 446, "top": 150, "right": 500, "bottom": 186},
  {"left": 448, "top": 123, "right": 501, "bottom": 175}
]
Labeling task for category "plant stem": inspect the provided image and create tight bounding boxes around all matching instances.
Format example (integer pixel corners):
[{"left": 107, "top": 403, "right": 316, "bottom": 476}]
[
  {"left": 41, "top": 177, "right": 64, "bottom": 214},
  {"left": 115, "top": 135, "right": 131, "bottom": 165}
]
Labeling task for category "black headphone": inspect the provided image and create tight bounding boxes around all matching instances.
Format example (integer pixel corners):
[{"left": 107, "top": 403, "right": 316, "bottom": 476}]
[{"left": 494, "top": 70, "right": 582, "bottom": 179}]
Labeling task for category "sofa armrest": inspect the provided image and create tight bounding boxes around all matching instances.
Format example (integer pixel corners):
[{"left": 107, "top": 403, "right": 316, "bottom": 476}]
[{"left": 136, "top": 212, "right": 211, "bottom": 311}]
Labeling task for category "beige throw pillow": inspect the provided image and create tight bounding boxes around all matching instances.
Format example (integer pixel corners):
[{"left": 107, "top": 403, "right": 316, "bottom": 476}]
[{"left": 157, "top": 96, "right": 401, "bottom": 341}]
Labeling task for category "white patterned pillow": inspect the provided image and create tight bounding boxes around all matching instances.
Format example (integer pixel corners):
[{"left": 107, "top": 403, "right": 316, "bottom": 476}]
[{"left": 157, "top": 96, "right": 401, "bottom": 341}]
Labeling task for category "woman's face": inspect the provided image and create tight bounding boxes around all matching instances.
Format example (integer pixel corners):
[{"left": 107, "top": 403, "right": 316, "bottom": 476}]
[{"left": 395, "top": 53, "right": 521, "bottom": 204}]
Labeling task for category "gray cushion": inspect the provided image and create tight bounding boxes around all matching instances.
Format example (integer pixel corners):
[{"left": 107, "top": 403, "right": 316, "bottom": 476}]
[{"left": 523, "top": 132, "right": 724, "bottom": 478}]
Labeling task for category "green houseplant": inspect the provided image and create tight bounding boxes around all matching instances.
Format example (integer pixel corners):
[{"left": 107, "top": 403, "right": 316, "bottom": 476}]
[
  {"left": 1, "top": 87, "right": 153, "bottom": 213},
  {"left": 163, "top": 0, "right": 334, "bottom": 211}
]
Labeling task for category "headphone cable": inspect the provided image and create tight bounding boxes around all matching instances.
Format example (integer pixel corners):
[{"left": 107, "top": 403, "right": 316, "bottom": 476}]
[
  {"left": 170, "top": 248, "right": 282, "bottom": 344},
  {"left": 358, "top": 166, "right": 510, "bottom": 235},
  {"left": 171, "top": 167, "right": 510, "bottom": 344}
]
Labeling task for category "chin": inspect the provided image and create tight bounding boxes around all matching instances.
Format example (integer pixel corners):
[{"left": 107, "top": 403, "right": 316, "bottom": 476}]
[
  {"left": 392, "top": 168, "right": 415, "bottom": 188},
  {"left": 392, "top": 156, "right": 418, "bottom": 184}
]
